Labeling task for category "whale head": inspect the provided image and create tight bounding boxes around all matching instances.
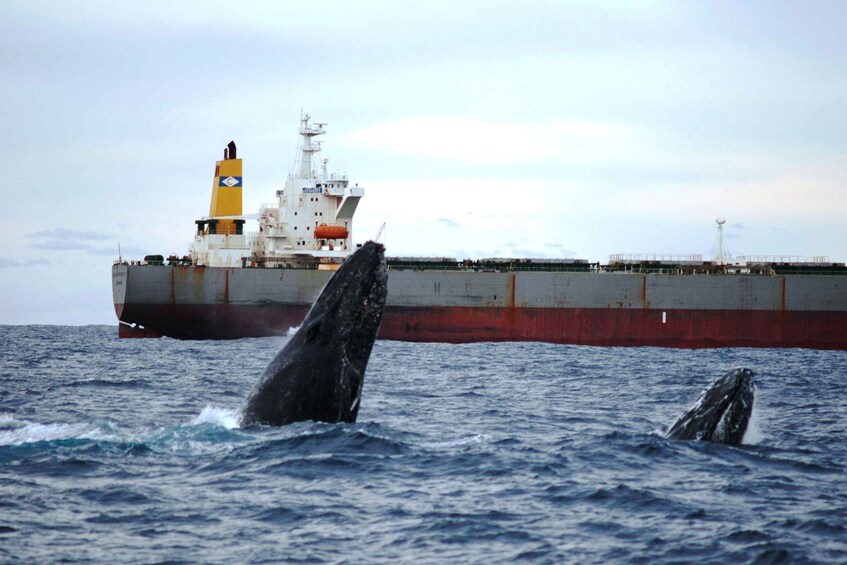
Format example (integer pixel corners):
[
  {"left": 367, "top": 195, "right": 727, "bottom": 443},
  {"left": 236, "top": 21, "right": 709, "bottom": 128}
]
[
  {"left": 666, "top": 367, "right": 755, "bottom": 445},
  {"left": 240, "top": 241, "right": 388, "bottom": 426}
]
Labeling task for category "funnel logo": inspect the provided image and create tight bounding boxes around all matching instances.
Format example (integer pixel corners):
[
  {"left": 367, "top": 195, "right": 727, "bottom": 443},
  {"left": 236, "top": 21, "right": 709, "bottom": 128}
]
[{"left": 220, "top": 176, "right": 242, "bottom": 187}]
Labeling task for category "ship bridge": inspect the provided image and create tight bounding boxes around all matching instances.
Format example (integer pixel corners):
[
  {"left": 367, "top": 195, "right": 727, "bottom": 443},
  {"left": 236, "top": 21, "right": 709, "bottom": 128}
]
[
  {"left": 185, "top": 114, "right": 364, "bottom": 269},
  {"left": 256, "top": 113, "right": 364, "bottom": 268}
]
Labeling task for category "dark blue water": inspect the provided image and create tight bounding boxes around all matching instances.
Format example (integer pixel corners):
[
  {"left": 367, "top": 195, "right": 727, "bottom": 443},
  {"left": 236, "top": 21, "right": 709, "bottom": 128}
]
[{"left": 1, "top": 326, "right": 845, "bottom": 563}]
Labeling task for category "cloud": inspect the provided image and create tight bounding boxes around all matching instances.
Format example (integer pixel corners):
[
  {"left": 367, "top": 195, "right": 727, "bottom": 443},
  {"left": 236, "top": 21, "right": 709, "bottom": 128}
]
[
  {"left": 544, "top": 243, "right": 578, "bottom": 258},
  {"left": 115, "top": 245, "right": 150, "bottom": 257},
  {"left": 342, "top": 116, "right": 636, "bottom": 166},
  {"left": 0, "top": 258, "right": 50, "bottom": 268},
  {"left": 600, "top": 174, "right": 847, "bottom": 223},
  {"left": 366, "top": 178, "right": 548, "bottom": 221},
  {"left": 30, "top": 240, "right": 96, "bottom": 251},
  {"left": 90, "top": 246, "right": 126, "bottom": 256},
  {"left": 29, "top": 228, "right": 112, "bottom": 240},
  {"left": 27, "top": 228, "right": 120, "bottom": 256}
]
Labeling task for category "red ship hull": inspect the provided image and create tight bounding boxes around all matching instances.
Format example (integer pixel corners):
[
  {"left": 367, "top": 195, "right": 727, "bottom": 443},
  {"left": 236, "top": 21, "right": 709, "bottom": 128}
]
[{"left": 117, "top": 303, "right": 847, "bottom": 349}]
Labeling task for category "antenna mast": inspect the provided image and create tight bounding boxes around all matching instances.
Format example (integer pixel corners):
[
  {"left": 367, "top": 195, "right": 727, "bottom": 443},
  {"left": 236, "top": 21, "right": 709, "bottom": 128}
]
[
  {"left": 296, "top": 113, "right": 325, "bottom": 179},
  {"left": 713, "top": 218, "right": 730, "bottom": 265}
]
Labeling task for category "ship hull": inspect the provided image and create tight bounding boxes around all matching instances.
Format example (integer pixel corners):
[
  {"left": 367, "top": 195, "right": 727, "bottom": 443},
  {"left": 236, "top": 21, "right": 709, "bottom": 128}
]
[{"left": 113, "top": 264, "right": 847, "bottom": 349}]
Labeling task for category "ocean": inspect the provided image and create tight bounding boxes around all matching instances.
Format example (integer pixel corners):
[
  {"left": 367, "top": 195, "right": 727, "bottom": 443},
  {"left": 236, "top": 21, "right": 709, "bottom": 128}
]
[{"left": 1, "top": 325, "right": 845, "bottom": 563}]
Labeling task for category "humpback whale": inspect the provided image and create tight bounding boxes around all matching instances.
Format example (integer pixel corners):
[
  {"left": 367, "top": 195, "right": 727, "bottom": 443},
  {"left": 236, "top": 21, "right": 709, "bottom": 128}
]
[
  {"left": 666, "top": 368, "right": 755, "bottom": 445},
  {"left": 240, "top": 241, "right": 388, "bottom": 426}
]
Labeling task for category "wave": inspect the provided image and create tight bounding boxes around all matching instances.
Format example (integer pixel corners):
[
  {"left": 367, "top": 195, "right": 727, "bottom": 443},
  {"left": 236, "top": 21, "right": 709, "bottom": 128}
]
[
  {"left": 0, "top": 414, "right": 117, "bottom": 446},
  {"left": 0, "top": 409, "right": 414, "bottom": 468},
  {"left": 423, "top": 433, "right": 491, "bottom": 449},
  {"left": 0, "top": 407, "right": 246, "bottom": 454},
  {"left": 64, "top": 378, "right": 150, "bottom": 389},
  {"left": 253, "top": 424, "right": 411, "bottom": 457}
]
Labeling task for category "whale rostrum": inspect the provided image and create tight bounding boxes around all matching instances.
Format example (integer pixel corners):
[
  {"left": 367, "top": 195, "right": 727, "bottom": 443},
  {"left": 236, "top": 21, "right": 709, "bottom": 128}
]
[{"left": 666, "top": 368, "right": 756, "bottom": 445}]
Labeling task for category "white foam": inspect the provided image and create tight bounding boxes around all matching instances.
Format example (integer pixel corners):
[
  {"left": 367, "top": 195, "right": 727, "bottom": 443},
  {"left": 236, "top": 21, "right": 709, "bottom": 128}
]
[
  {"left": 426, "top": 433, "right": 491, "bottom": 449},
  {"left": 0, "top": 417, "right": 111, "bottom": 446},
  {"left": 0, "top": 413, "right": 18, "bottom": 426},
  {"left": 742, "top": 393, "right": 764, "bottom": 445},
  {"left": 192, "top": 405, "right": 240, "bottom": 429},
  {"left": 285, "top": 325, "right": 301, "bottom": 336}
]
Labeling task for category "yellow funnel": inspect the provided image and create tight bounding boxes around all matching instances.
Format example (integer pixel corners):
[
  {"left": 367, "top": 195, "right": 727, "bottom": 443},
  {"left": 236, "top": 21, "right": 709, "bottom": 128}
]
[{"left": 208, "top": 141, "right": 242, "bottom": 235}]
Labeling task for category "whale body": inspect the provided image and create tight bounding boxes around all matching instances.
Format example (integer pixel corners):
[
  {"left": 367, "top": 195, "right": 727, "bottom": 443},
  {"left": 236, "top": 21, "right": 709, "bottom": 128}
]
[
  {"left": 240, "top": 241, "right": 388, "bottom": 426},
  {"left": 666, "top": 368, "right": 755, "bottom": 445}
]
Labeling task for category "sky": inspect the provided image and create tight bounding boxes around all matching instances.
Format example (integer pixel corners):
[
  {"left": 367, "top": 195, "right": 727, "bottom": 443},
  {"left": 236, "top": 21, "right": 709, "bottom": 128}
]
[{"left": 1, "top": 0, "right": 846, "bottom": 325}]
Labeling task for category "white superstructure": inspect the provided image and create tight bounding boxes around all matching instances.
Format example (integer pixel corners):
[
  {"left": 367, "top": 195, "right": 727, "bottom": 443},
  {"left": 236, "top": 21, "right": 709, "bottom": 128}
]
[{"left": 188, "top": 114, "right": 364, "bottom": 269}]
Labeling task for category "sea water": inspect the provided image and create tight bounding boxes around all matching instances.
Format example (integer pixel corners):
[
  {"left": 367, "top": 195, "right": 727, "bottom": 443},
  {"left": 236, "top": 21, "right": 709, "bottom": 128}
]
[{"left": 1, "top": 325, "right": 845, "bottom": 563}]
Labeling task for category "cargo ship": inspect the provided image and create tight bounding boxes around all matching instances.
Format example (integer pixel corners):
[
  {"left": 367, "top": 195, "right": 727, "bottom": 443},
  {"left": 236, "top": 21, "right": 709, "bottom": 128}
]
[{"left": 112, "top": 115, "right": 847, "bottom": 349}]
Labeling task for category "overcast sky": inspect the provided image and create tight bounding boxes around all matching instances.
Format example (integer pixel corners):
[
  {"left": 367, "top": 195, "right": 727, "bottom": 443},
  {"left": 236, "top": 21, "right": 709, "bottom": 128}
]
[{"left": 2, "top": 1, "right": 845, "bottom": 325}]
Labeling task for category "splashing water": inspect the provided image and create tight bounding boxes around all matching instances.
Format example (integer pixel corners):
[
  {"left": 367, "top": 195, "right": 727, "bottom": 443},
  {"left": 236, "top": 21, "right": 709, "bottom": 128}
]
[
  {"left": 192, "top": 405, "right": 241, "bottom": 429},
  {"left": 742, "top": 391, "right": 764, "bottom": 445}
]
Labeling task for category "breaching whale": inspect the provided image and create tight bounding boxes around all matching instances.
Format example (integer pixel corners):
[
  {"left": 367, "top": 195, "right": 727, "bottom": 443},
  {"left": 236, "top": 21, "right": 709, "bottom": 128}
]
[
  {"left": 240, "top": 241, "right": 388, "bottom": 426},
  {"left": 665, "top": 367, "right": 755, "bottom": 445}
]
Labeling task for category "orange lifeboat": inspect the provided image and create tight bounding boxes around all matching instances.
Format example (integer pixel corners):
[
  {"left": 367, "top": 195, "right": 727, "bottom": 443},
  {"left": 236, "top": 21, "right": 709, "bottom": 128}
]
[{"left": 314, "top": 223, "right": 349, "bottom": 239}]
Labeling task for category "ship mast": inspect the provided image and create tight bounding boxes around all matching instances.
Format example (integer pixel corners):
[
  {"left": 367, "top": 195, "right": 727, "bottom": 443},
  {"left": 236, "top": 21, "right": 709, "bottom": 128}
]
[
  {"left": 713, "top": 217, "right": 730, "bottom": 265},
  {"left": 296, "top": 113, "right": 325, "bottom": 179}
]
